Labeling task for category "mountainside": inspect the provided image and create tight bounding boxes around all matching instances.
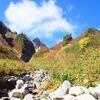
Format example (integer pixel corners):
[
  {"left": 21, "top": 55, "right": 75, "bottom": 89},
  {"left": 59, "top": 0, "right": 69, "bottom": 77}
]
[
  {"left": 0, "top": 21, "right": 35, "bottom": 62},
  {"left": 0, "top": 21, "right": 100, "bottom": 86},
  {"left": 0, "top": 23, "right": 100, "bottom": 100},
  {"left": 29, "top": 28, "right": 100, "bottom": 86}
]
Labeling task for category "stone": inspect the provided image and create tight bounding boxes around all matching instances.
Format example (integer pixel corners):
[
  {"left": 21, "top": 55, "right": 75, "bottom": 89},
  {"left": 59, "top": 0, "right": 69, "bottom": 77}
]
[
  {"left": 53, "top": 98, "right": 64, "bottom": 100},
  {"left": 76, "top": 94, "right": 97, "bottom": 100},
  {"left": 88, "top": 87, "right": 95, "bottom": 95},
  {"left": 12, "top": 92, "right": 24, "bottom": 99},
  {"left": 16, "top": 80, "right": 24, "bottom": 89},
  {"left": 0, "top": 90, "right": 8, "bottom": 98},
  {"left": 63, "top": 94, "right": 78, "bottom": 100},
  {"left": 49, "top": 80, "right": 71, "bottom": 99},
  {"left": 41, "top": 98, "right": 47, "bottom": 100},
  {"left": 24, "top": 94, "right": 34, "bottom": 100},
  {"left": 69, "top": 86, "right": 84, "bottom": 96},
  {"left": 80, "top": 86, "right": 89, "bottom": 94},
  {"left": 1, "top": 97, "right": 10, "bottom": 100},
  {"left": 93, "top": 92, "right": 100, "bottom": 100},
  {"left": 8, "top": 84, "right": 28, "bottom": 98},
  {"left": 89, "top": 85, "right": 100, "bottom": 100},
  {"left": 10, "top": 97, "right": 21, "bottom": 100},
  {"left": 0, "top": 77, "right": 16, "bottom": 91},
  {"left": 24, "top": 85, "right": 37, "bottom": 95},
  {"left": 22, "top": 74, "right": 31, "bottom": 82},
  {"left": 95, "top": 84, "right": 100, "bottom": 94}
]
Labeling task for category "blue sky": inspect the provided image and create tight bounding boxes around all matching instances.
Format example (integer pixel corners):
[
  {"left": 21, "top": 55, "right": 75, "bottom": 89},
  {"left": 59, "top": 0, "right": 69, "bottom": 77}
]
[{"left": 0, "top": 0, "right": 100, "bottom": 47}]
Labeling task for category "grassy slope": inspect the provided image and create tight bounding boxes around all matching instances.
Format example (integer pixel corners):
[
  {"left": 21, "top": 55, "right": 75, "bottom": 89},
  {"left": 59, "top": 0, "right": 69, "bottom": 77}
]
[
  {"left": 0, "top": 59, "right": 24, "bottom": 76},
  {"left": 27, "top": 28, "right": 100, "bottom": 87},
  {"left": 0, "top": 28, "right": 100, "bottom": 88}
]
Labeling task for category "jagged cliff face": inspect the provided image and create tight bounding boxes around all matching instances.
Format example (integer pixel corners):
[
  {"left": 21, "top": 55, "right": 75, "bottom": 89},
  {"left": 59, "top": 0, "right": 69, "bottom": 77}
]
[
  {"left": 33, "top": 37, "right": 48, "bottom": 52},
  {"left": 0, "top": 21, "right": 16, "bottom": 47},
  {"left": 14, "top": 34, "right": 35, "bottom": 62},
  {"left": 0, "top": 21, "right": 35, "bottom": 62}
]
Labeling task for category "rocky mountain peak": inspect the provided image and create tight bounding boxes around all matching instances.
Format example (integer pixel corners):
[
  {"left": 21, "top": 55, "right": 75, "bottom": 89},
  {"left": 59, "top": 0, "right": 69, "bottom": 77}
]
[{"left": 33, "top": 37, "right": 48, "bottom": 52}]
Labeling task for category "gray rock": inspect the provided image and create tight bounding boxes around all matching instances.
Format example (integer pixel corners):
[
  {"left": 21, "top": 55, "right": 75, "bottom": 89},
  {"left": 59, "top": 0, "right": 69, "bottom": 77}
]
[
  {"left": 89, "top": 85, "right": 100, "bottom": 100},
  {"left": 0, "top": 90, "right": 8, "bottom": 98},
  {"left": 24, "top": 94, "right": 34, "bottom": 100},
  {"left": 63, "top": 94, "right": 78, "bottom": 100},
  {"left": 69, "top": 86, "right": 85, "bottom": 96},
  {"left": 10, "top": 97, "right": 21, "bottom": 100},
  {"left": 93, "top": 92, "right": 100, "bottom": 100},
  {"left": 88, "top": 87, "right": 95, "bottom": 95},
  {"left": 8, "top": 84, "right": 27, "bottom": 98},
  {"left": 53, "top": 97, "right": 64, "bottom": 100},
  {"left": 49, "top": 80, "right": 71, "bottom": 99},
  {"left": 15, "top": 80, "right": 24, "bottom": 89},
  {"left": 76, "top": 94, "right": 97, "bottom": 100},
  {"left": 79, "top": 86, "right": 89, "bottom": 94},
  {"left": 12, "top": 92, "right": 24, "bottom": 99},
  {"left": 1, "top": 97, "right": 10, "bottom": 100},
  {"left": 24, "top": 85, "right": 36, "bottom": 94}
]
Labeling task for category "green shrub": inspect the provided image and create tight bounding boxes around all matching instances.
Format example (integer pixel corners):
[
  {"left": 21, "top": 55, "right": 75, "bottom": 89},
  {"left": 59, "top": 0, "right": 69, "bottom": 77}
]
[
  {"left": 7, "top": 49, "right": 16, "bottom": 58},
  {"left": 79, "top": 37, "right": 91, "bottom": 48},
  {"left": 60, "top": 72, "right": 75, "bottom": 84},
  {"left": 0, "top": 59, "right": 24, "bottom": 76},
  {"left": 63, "top": 34, "right": 72, "bottom": 46},
  {"left": 16, "top": 34, "right": 26, "bottom": 49}
]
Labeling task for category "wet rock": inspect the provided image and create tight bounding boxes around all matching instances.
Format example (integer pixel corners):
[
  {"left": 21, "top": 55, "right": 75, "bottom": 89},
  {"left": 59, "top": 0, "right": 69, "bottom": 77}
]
[
  {"left": 15, "top": 80, "right": 24, "bottom": 89},
  {"left": 22, "top": 74, "right": 31, "bottom": 82},
  {"left": 8, "top": 84, "right": 28, "bottom": 98},
  {"left": 0, "top": 90, "right": 8, "bottom": 98},
  {"left": 24, "top": 86, "right": 36, "bottom": 94},
  {"left": 0, "top": 76, "right": 16, "bottom": 91},
  {"left": 1, "top": 97, "right": 10, "bottom": 100}
]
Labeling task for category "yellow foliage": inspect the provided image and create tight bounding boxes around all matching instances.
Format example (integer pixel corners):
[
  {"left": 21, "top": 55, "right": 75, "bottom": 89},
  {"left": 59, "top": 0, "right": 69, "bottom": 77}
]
[
  {"left": 42, "top": 80, "right": 53, "bottom": 90},
  {"left": 1, "top": 46, "right": 9, "bottom": 53},
  {"left": 79, "top": 37, "right": 90, "bottom": 48},
  {"left": 42, "top": 79, "right": 61, "bottom": 91},
  {"left": 0, "top": 59, "right": 24, "bottom": 75}
]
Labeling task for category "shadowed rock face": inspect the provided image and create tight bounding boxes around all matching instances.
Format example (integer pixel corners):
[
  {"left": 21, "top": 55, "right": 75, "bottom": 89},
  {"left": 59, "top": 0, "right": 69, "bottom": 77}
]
[
  {"left": 0, "top": 21, "right": 16, "bottom": 47},
  {"left": 33, "top": 37, "right": 42, "bottom": 49},
  {"left": 0, "top": 21, "right": 10, "bottom": 36},
  {"left": 0, "top": 21, "right": 35, "bottom": 62},
  {"left": 21, "top": 41, "right": 35, "bottom": 62},
  {"left": 17, "top": 34, "right": 35, "bottom": 62}
]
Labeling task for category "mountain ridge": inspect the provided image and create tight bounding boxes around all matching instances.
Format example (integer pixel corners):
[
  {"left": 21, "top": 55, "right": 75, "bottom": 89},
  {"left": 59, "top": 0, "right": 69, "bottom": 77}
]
[{"left": 0, "top": 21, "right": 35, "bottom": 62}]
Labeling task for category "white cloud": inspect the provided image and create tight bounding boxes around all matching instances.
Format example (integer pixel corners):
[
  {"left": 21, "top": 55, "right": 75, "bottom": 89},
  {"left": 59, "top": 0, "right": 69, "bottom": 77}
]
[{"left": 5, "top": 0, "right": 77, "bottom": 39}]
